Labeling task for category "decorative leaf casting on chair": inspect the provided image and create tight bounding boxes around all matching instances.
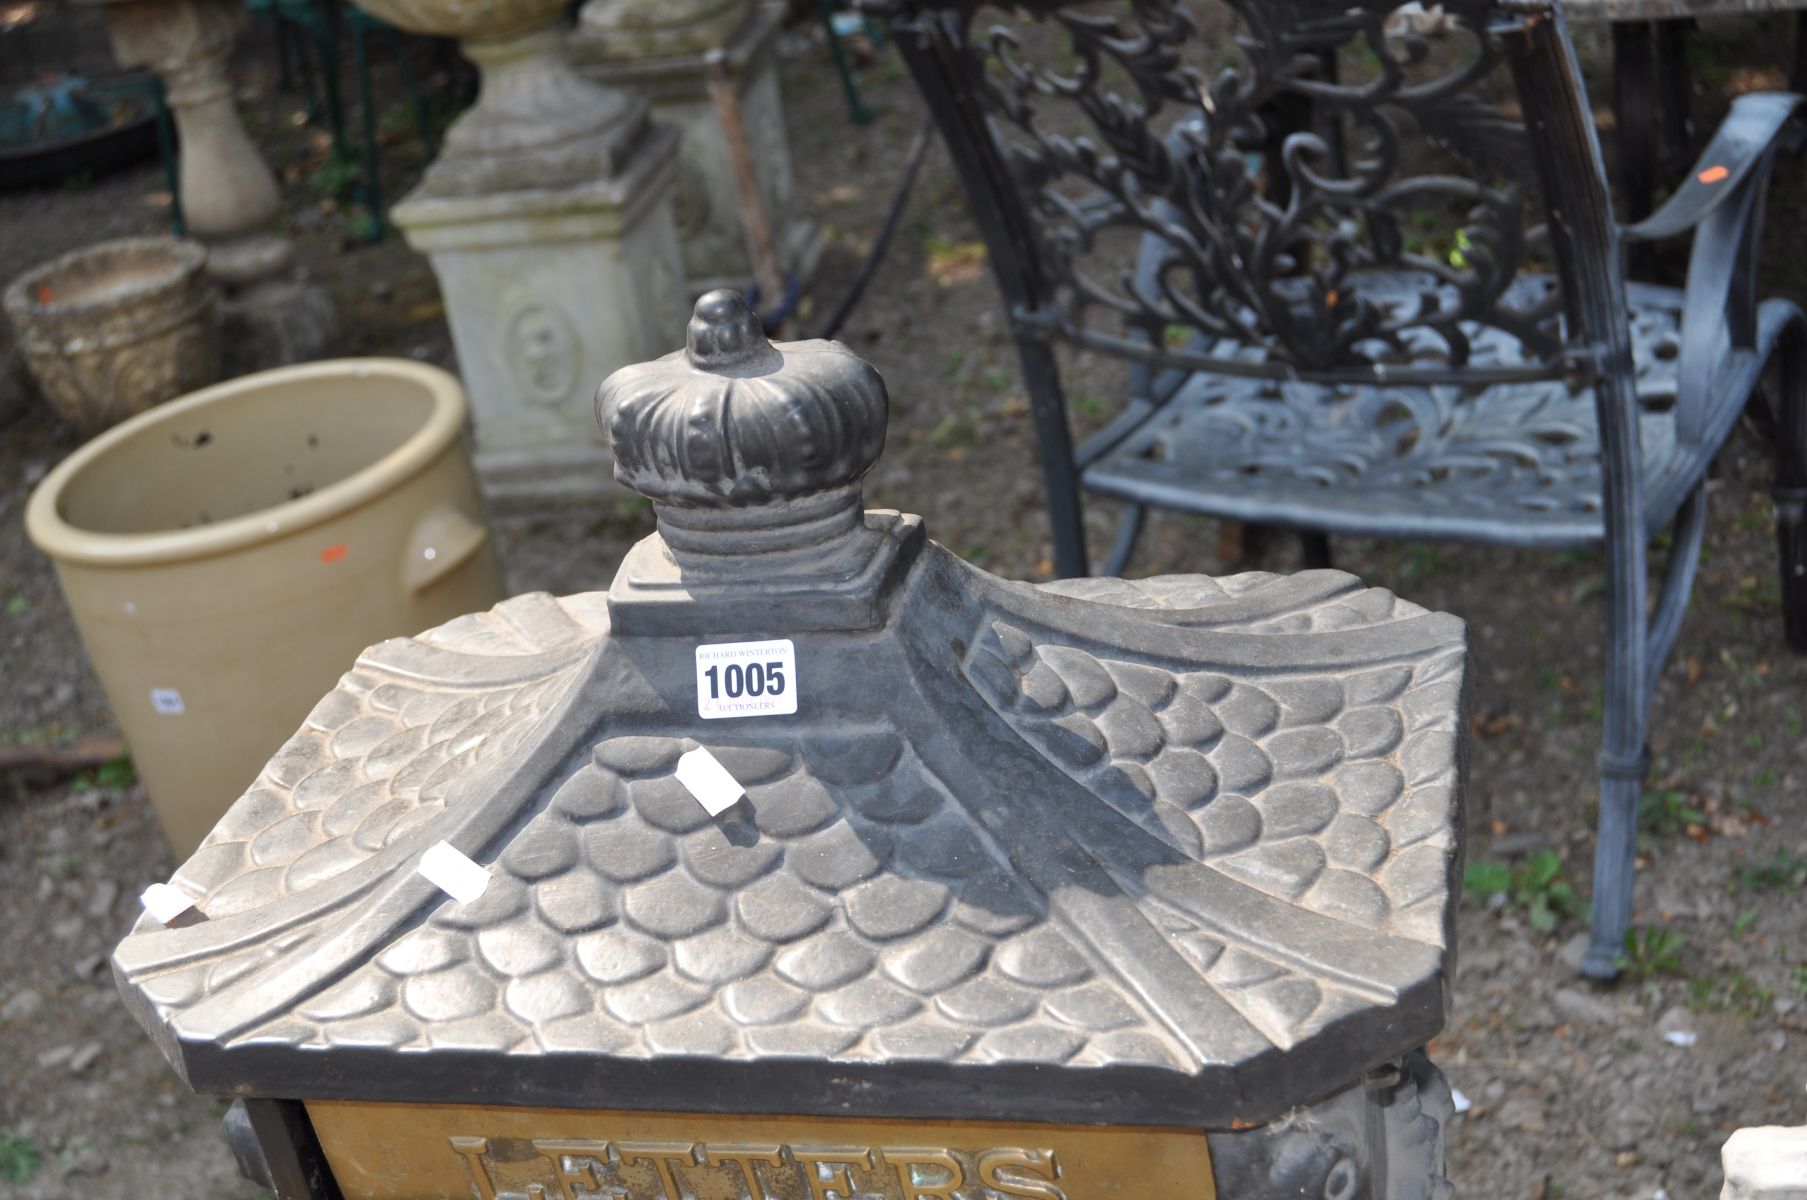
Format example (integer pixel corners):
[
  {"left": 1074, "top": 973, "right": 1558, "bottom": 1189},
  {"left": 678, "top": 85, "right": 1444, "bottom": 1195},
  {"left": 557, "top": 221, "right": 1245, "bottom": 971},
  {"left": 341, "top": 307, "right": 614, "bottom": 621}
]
[
  {"left": 874, "top": 0, "right": 1807, "bottom": 982},
  {"left": 912, "top": 0, "right": 1569, "bottom": 382}
]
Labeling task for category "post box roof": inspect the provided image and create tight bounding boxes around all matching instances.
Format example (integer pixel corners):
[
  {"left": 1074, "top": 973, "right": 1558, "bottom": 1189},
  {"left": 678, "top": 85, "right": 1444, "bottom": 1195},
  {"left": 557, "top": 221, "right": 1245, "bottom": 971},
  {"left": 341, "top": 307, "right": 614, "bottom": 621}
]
[{"left": 114, "top": 294, "right": 1467, "bottom": 1131}]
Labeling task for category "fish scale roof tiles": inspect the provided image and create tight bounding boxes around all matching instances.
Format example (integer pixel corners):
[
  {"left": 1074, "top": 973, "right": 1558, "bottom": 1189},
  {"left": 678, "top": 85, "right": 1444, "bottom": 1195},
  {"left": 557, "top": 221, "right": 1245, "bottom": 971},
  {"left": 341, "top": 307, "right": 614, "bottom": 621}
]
[
  {"left": 279, "top": 730, "right": 1191, "bottom": 1070},
  {"left": 113, "top": 552, "right": 1467, "bottom": 1129}
]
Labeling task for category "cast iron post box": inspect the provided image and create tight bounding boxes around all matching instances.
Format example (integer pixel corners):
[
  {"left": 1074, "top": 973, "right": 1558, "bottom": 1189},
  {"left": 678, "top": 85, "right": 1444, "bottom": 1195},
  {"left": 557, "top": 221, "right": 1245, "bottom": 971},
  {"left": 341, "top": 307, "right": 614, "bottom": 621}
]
[{"left": 115, "top": 293, "right": 1470, "bottom": 1199}]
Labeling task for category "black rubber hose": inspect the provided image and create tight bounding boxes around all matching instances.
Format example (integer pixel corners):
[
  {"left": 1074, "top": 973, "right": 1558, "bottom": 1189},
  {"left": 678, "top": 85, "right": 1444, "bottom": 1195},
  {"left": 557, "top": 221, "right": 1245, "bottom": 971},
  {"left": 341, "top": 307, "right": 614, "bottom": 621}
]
[{"left": 814, "top": 110, "right": 937, "bottom": 342}]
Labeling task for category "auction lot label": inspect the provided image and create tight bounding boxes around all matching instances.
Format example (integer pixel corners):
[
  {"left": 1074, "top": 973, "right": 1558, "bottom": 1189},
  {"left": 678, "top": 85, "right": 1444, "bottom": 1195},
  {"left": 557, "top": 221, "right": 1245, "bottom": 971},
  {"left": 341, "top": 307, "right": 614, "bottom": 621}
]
[{"left": 695, "top": 639, "right": 798, "bottom": 719}]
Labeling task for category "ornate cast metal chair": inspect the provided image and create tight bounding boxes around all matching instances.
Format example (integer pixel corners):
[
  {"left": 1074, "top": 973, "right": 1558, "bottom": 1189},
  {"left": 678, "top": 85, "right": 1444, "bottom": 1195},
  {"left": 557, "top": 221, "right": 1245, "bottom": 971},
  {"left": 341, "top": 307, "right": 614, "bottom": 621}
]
[{"left": 873, "top": 0, "right": 1807, "bottom": 977}]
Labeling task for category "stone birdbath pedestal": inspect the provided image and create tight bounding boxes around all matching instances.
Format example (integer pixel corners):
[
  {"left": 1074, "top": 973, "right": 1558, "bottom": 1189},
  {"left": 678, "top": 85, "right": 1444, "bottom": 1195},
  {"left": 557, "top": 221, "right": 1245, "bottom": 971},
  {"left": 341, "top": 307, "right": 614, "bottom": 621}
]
[
  {"left": 113, "top": 292, "right": 1470, "bottom": 1200},
  {"left": 571, "top": 0, "right": 819, "bottom": 297},
  {"left": 355, "top": 0, "right": 688, "bottom": 509},
  {"left": 76, "top": 0, "right": 335, "bottom": 372}
]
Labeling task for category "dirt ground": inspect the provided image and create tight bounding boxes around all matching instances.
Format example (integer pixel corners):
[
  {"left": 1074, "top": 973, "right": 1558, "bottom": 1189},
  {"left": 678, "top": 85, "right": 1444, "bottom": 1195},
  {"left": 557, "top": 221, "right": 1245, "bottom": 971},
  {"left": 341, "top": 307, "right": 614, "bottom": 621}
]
[{"left": 2, "top": 10, "right": 1806, "bottom": 1200}]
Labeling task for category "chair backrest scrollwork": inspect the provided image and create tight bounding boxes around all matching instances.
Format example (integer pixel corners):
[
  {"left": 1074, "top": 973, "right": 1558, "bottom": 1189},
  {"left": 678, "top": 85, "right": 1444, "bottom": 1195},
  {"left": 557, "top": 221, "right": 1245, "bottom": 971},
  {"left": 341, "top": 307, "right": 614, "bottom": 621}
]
[{"left": 877, "top": 0, "right": 1619, "bottom": 387}]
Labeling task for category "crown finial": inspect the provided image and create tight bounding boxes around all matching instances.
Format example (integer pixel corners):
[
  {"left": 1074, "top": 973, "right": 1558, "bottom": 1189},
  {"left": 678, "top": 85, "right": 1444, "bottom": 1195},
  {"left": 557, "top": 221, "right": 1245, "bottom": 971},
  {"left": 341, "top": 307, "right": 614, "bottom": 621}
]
[
  {"left": 684, "top": 289, "right": 781, "bottom": 374},
  {"left": 596, "top": 292, "right": 888, "bottom": 552}
]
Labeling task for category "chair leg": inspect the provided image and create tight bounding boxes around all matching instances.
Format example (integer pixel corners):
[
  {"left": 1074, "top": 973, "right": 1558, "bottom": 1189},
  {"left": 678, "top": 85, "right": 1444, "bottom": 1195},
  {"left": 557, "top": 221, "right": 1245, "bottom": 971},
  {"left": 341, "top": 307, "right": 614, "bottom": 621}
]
[
  {"left": 815, "top": 0, "right": 875, "bottom": 126},
  {"left": 150, "top": 77, "right": 184, "bottom": 236},
  {"left": 272, "top": 15, "right": 298, "bottom": 93},
  {"left": 392, "top": 29, "right": 435, "bottom": 153},
  {"left": 1099, "top": 505, "right": 1147, "bottom": 578},
  {"left": 1299, "top": 530, "right": 1332, "bottom": 570},
  {"left": 1774, "top": 320, "right": 1807, "bottom": 651},
  {"left": 291, "top": 18, "right": 324, "bottom": 125},
  {"left": 313, "top": 18, "right": 351, "bottom": 162},
  {"left": 1614, "top": 21, "right": 1659, "bottom": 278},
  {"left": 1653, "top": 19, "right": 1692, "bottom": 182},
  {"left": 352, "top": 17, "right": 384, "bottom": 241},
  {"left": 1793, "top": 10, "right": 1807, "bottom": 92},
  {"left": 1014, "top": 337, "right": 1088, "bottom": 578},
  {"left": 1581, "top": 528, "right": 1654, "bottom": 980}
]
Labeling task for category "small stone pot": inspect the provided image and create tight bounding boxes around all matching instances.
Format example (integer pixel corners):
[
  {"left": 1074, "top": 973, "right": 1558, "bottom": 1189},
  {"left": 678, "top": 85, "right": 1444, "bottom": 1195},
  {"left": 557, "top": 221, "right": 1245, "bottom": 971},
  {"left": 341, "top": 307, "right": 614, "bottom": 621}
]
[{"left": 3, "top": 236, "right": 221, "bottom": 434}]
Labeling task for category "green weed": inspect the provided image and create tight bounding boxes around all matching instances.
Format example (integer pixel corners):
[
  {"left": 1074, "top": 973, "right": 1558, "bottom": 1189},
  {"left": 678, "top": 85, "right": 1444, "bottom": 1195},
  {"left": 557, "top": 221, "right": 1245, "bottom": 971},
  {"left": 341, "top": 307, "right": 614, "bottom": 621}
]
[
  {"left": 927, "top": 416, "right": 978, "bottom": 450},
  {"left": 1617, "top": 926, "right": 1684, "bottom": 979},
  {"left": 1688, "top": 969, "right": 1772, "bottom": 1017},
  {"left": 1735, "top": 848, "right": 1807, "bottom": 893},
  {"left": 308, "top": 153, "right": 360, "bottom": 201},
  {"left": 1462, "top": 850, "right": 1578, "bottom": 933},
  {"left": 1639, "top": 789, "right": 1703, "bottom": 838},
  {"left": 1400, "top": 545, "right": 1449, "bottom": 584},
  {"left": 73, "top": 755, "right": 136, "bottom": 794},
  {"left": 0, "top": 1130, "right": 41, "bottom": 1185}
]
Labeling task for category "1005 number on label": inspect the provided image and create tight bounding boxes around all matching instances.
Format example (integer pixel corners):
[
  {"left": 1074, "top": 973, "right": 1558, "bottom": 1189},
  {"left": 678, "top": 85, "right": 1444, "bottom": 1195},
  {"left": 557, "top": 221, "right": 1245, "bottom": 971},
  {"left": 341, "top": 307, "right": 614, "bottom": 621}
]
[{"left": 695, "top": 639, "right": 797, "bottom": 718}]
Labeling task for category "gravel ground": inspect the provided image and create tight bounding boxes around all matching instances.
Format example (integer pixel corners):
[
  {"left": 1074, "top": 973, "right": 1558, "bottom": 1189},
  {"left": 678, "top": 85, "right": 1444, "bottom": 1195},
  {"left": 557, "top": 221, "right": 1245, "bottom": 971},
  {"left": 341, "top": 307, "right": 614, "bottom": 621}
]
[{"left": 3, "top": 11, "right": 1807, "bottom": 1200}]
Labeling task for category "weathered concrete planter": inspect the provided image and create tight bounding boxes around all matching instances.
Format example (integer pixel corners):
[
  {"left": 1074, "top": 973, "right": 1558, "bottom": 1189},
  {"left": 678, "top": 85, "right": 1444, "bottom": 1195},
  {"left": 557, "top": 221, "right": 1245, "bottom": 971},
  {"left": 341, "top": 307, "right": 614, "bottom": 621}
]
[
  {"left": 26, "top": 359, "right": 506, "bottom": 856},
  {"left": 3, "top": 236, "right": 220, "bottom": 434},
  {"left": 114, "top": 296, "right": 1468, "bottom": 1199}
]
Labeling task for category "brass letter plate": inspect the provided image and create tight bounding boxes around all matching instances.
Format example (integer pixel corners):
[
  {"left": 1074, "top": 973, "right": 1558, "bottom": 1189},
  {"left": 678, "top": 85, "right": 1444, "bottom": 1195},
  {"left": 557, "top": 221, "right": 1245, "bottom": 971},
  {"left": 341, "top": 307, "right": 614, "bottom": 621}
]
[{"left": 307, "top": 1102, "right": 1217, "bottom": 1200}]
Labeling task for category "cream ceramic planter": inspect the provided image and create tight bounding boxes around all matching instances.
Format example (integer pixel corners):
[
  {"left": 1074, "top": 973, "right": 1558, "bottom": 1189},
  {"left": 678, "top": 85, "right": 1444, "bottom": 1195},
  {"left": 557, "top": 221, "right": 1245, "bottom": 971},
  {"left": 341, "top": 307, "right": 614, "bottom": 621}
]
[
  {"left": 26, "top": 359, "right": 507, "bottom": 856},
  {"left": 3, "top": 236, "right": 221, "bottom": 434}
]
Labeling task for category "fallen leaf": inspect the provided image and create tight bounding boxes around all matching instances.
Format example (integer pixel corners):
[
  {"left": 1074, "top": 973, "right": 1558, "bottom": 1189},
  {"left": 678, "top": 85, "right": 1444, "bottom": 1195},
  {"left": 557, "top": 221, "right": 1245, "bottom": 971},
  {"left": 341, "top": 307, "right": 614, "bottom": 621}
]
[
  {"left": 1709, "top": 813, "right": 1749, "bottom": 838},
  {"left": 1474, "top": 711, "right": 1522, "bottom": 738},
  {"left": 925, "top": 239, "right": 987, "bottom": 287}
]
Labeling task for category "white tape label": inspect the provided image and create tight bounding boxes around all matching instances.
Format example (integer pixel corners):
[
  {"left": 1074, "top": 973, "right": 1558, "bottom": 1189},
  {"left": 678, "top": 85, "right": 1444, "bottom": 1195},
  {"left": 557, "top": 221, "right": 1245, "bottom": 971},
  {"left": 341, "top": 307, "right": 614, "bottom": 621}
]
[
  {"left": 675, "top": 748, "right": 746, "bottom": 816},
  {"left": 150, "top": 688, "right": 184, "bottom": 715},
  {"left": 418, "top": 841, "right": 491, "bottom": 904},
  {"left": 695, "top": 639, "right": 797, "bottom": 719},
  {"left": 140, "top": 883, "right": 197, "bottom": 925}
]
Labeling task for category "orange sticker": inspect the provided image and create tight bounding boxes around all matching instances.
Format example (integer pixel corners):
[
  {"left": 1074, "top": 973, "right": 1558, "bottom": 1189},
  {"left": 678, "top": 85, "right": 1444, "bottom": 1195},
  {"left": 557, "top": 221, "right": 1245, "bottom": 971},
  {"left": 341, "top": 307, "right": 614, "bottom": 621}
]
[
  {"left": 1698, "top": 164, "right": 1729, "bottom": 184},
  {"left": 320, "top": 543, "right": 349, "bottom": 563},
  {"left": 34, "top": 284, "right": 53, "bottom": 303}
]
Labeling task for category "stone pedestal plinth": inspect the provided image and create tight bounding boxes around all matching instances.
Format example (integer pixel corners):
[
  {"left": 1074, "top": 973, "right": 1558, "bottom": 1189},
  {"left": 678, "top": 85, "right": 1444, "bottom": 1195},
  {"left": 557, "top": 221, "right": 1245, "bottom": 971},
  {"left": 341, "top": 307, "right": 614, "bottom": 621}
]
[
  {"left": 86, "top": 0, "right": 335, "bottom": 373},
  {"left": 391, "top": 125, "right": 686, "bottom": 509},
  {"left": 573, "top": 1, "right": 820, "bottom": 296}
]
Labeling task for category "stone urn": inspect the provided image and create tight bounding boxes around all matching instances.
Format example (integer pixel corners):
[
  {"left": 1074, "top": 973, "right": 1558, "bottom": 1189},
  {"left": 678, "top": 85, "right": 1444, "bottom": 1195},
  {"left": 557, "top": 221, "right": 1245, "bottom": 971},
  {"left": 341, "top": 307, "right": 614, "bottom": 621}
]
[
  {"left": 351, "top": 0, "right": 689, "bottom": 511},
  {"left": 351, "top": 0, "right": 643, "bottom": 197},
  {"left": 75, "top": 0, "right": 335, "bottom": 373},
  {"left": 3, "top": 236, "right": 221, "bottom": 434}
]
